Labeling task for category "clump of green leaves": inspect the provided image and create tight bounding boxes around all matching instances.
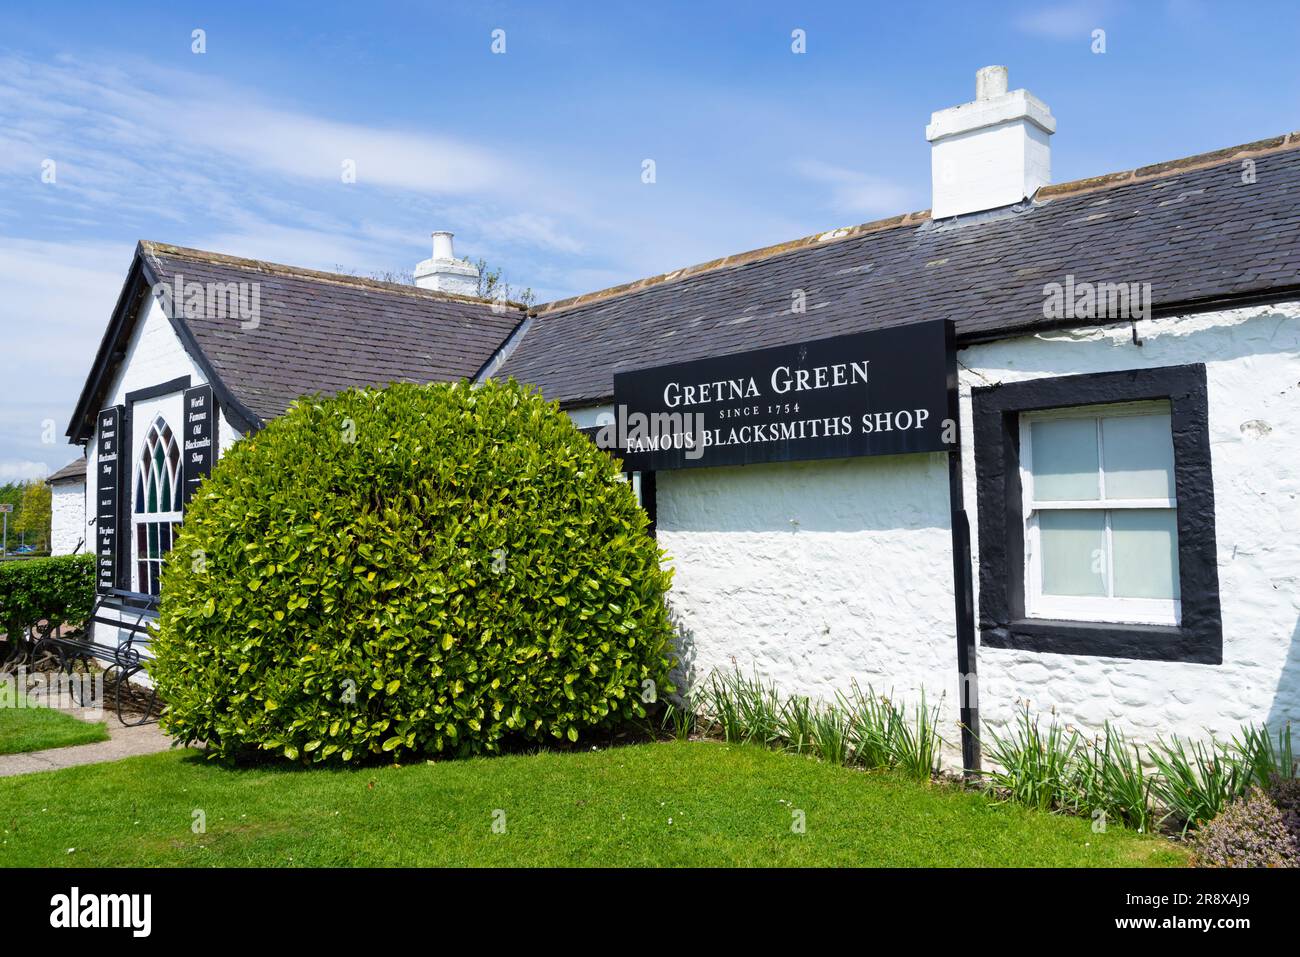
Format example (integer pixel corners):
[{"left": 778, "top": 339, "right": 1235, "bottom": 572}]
[
  {"left": 703, "top": 669, "right": 781, "bottom": 746},
  {"left": 980, "top": 705, "right": 1081, "bottom": 812},
  {"left": 698, "top": 670, "right": 943, "bottom": 780},
  {"left": 150, "top": 379, "right": 675, "bottom": 764},
  {"left": 1148, "top": 734, "right": 1248, "bottom": 835},
  {"left": 1076, "top": 723, "right": 1157, "bottom": 833}
]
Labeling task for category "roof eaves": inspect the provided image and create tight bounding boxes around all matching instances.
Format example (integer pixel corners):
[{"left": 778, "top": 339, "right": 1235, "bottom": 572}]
[{"left": 45, "top": 457, "right": 87, "bottom": 484}]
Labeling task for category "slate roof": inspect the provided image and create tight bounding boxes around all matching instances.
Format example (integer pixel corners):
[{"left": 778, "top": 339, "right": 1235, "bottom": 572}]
[
  {"left": 45, "top": 457, "right": 86, "bottom": 485},
  {"left": 139, "top": 244, "right": 526, "bottom": 424},
  {"left": 500, "top": 133, "right": 1300, "bottom": 407}
]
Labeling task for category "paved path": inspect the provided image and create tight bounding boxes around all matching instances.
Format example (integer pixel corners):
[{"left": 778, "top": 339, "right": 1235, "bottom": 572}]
[{"left": 0, "top": 702, "right": 176, "bottom": 778}]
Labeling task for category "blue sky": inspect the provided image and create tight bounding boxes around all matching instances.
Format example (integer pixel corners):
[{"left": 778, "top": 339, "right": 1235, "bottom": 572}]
[{"left": 1, "top": 0, "right": 1298, "bottom": 478}]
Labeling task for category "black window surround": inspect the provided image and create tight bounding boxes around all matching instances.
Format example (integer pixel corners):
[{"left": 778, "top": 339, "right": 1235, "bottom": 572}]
[
  {"left": 973, "top": 363, "right": 1223, "bottom": 664},
  {"left": 117, "top": 375, "right": 192, "bottom": 591}
]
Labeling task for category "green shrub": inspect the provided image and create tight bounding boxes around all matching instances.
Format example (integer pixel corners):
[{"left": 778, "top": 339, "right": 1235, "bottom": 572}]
[
  {"left": 0, "top": 553, "right": 95, "bottom": 647},
  {"left": 150, "top": 379, "right": 676, "bottom": 763}
]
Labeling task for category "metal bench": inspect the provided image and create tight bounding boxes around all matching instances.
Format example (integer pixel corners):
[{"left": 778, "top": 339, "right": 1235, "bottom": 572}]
[{"left": 31, "top": 588, "right": 160, "bottom": 726}]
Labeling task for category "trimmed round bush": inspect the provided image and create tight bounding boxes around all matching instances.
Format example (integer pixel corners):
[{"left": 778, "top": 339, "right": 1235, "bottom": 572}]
[{"left": 151, "top": 379, "right": 675, "bottom": 763}]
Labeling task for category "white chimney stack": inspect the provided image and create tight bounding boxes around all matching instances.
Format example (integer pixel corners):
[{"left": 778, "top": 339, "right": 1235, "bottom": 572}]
[
  {"left": 925, "top": 66, "right": 1056, "bottom": 220},
  {"left": 414, "top": 230, "right": 480, "bottom": 297}
]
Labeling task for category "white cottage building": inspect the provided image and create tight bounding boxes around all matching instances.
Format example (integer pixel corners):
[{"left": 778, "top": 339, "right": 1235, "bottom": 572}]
[
  {"left": 65, "top": 70, "right": 1300, "bottom": 768},
  {"left": 46, "top": 456, "right": 87, "bottom": 556}
]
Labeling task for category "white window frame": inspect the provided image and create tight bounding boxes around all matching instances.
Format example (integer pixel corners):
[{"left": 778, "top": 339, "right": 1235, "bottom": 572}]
[
  {"left": 616, "top": 470, "right": 644, "bottom": 506},
  {"left": 132, "top": 413, "right": 184, "bottom": 597},
  {"left": 1020, "top": 400, "right": 1180, "bottom": 626}
]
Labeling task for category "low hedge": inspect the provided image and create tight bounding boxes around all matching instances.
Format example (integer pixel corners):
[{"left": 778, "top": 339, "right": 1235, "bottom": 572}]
[
  {"left": 0, "top": 553, "right": 96, "bottom": 645},
  {"left": 151, "top": 379, "right": 676, "bottom": 763}
]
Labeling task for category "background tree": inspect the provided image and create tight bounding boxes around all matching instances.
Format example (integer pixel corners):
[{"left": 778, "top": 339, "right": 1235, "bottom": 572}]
[
  {"left": 1, "top": 481, "right": 32, "bottom": 553},
  {"left": 12, "top": 482, "right": 51, "bottom": 552},
  {"left": 335, "top": 259, "right": 536, "bottom": 308},
  {"left": 474, "top": 258, "right": 536, "bottom": 308}
]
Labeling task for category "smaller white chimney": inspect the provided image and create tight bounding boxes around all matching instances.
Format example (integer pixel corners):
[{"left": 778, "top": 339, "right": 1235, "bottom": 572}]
[
  {"left": 925, "top": 66, "right": 1056, "bottom": 220},
  {"left": 414, "top": 230, "right": 480, "bottom": 297}
]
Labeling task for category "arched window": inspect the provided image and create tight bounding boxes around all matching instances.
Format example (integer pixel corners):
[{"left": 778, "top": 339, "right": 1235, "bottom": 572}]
[{"left": 134, "top": 415, "right": 183, "bottom": 596}]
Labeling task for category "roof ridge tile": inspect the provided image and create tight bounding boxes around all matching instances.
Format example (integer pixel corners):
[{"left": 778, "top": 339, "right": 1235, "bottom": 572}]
[{"left": 140, "top": 241, "right": 530, "bottom": 312}]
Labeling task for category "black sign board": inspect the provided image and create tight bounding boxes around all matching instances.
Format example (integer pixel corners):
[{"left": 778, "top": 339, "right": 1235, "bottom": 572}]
[
  {"left": 611, "top": 320, "right": 953, "bottom": 471},
  {"left": 95, "top": 405, "right": 124, "bottom": 594},
  {"left": 182, "top": 384, "right": 218, "bottom": 504}
]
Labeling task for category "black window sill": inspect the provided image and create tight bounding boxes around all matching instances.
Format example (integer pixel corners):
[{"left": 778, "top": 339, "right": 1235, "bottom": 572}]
[{"left": 981, "top": 618, "right": 1222, "bottom": 664}]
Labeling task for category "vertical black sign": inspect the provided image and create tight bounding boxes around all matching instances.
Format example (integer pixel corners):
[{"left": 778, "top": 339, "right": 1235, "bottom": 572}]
[
  {"left": 95, "top": 405, "right": 124, "bottom": 594},
  {"left": 183, "top": 385, "right": 217, "bottom": 504}
]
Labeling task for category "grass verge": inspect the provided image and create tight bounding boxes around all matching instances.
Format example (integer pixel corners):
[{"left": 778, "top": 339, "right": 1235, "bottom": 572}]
[
  {"left": 0, "top": 741, "right": 1187, "bottom": 867},
  {"left": 0, "top": 705, "right": 109, "bottom": 756}
]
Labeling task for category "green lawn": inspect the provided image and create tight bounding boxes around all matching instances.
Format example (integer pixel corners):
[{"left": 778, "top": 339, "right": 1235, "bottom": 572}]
[
  {"left": 0, "top": 741, "right": 1187, "bottom": 866},
  {"left": 0, "top": 704, "right": 109, "bottom": 756}
]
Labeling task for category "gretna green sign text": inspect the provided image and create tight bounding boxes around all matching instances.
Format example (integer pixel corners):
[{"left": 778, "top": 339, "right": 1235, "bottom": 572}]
[{"left": 609, "top": 320, "right": 953, "bottom": 471}]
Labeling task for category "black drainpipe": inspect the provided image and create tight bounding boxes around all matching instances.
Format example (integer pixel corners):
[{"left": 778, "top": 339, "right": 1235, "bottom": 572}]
[{"left": 945, "top": 323, "right": 980, "bottom": 775}]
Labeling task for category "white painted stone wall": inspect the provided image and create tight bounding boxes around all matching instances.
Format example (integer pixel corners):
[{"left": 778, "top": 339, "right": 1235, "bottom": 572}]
[
  {"left": 658, "top": 452, "right": 964, "bottom": 747},
  {"left": 960, "top": 301, "right": 1300, "bottom": 757},
  {"left": 576, "top": 300, "right": 1300, "bottom": 768},
  {"left": 50, "top": 481, "right": 87, "bottom": 555}
]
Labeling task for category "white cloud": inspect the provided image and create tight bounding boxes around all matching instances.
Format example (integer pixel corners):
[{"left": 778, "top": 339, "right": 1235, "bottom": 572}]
[
  {"left": 185, "top": 105, "right": 513, "bottom": 196},
  {"left": 1014, "top": 3, "right": 1110, "bottom": 39},
  {"left": 0, "top": 46, "right": 880, "bottom": 475},
  {"left": 0, "top": 461, "right": 52, "bottom": 482},
  {"left": 795, "top": 160, "right": 914, "bottom": 218},
  {"left": 0, "top": 54, "right": 518, "bottom": 200},
  {"left": 0, "top": 238, "right": 129, "bottom": 475},
  {"left": 0, "top": 237, "right": 128, "bottom": 367}
]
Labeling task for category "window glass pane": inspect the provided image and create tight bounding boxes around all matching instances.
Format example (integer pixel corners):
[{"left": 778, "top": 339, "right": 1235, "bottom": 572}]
[
  {"left": 1111, "top": 509, "right": 1180, "bottom": 599},
  {"left": 1038, "top": 510, "right": 1107, "bottom": 596},
  {"left": 1102, "top": 413, "right": 1175, "bottom": 499},
  {"left": 1030, "top": 418, "right": 1099, "bottom": 501}
]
